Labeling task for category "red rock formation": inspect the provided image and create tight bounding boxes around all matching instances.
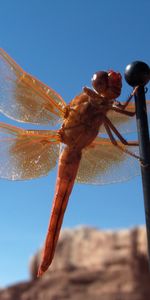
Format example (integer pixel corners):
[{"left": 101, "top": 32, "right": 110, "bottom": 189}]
[{"left": 0, "top": 226, "right": 150, "bottom": 300}]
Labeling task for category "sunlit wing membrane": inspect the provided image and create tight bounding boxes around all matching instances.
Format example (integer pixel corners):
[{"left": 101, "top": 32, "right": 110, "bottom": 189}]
[
  {"left": 0, "top": 122, "right": 60, "bottom": 180},
  {"left": 76, "top": 137, "right": 140, "bottom": 184},
  {"left": 99, "top": 101, "right": 150, "bottom": 134},
  {"left": 0, "top": 49, "right": 66, "bottom": 125}
]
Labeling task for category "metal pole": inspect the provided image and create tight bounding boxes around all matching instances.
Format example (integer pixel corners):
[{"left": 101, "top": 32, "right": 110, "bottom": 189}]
[
  {"left": 135, "top": 86, "right": 150, "bottom": 266},
  {"left": 125, "top": 61, "right": 150, "bottom": 266}
]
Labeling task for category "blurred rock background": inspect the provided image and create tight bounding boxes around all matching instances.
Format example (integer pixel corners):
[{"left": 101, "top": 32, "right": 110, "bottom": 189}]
[{"left": 0, "top": 226, "right": 150, "bottom": 300}]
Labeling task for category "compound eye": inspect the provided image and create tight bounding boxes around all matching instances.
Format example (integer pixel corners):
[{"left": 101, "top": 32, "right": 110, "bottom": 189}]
[
  {"left": 91, "top": 71, "right": 108, "bottom": 93},
  {"left": 108, "top": 70, "right": 122, "bottom": 82}
]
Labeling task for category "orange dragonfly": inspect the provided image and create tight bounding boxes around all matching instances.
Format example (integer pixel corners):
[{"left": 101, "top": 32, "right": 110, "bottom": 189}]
[{"left": 0, "top": 49, "right": 148, "bottom": 276}]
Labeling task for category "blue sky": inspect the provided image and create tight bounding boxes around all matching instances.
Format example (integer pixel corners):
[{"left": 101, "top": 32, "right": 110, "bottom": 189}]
[{"left": 0, "top": 0, "right": 150, "bottom": 287}]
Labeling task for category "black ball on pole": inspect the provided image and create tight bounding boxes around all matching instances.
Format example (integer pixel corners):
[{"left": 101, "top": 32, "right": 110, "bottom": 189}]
[{"left": 124, "top": 61, "right": 150, "bottom": 87}]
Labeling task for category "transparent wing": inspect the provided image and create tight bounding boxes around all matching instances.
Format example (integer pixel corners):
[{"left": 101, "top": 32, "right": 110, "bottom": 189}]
[
  {"left": 99, "top": 101, "right": 150, "bottom": 134},
  {"left": 76, "top": 137, "right": 140, "bottom": 185},
  {"left": 0, "top": 122, "right": 60, "bottom": 180},
  {"left": 0, "top": 49, "right": 66, "bottom": 125}
]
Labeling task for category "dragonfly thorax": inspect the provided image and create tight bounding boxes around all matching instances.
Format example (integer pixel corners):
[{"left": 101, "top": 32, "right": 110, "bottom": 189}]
[{"left": 59, "top": 92, "right": 106, "bottom": 150}]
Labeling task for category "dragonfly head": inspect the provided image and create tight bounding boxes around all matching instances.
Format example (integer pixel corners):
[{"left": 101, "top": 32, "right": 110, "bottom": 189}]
[{"left": 91, "top": 70, "right": 122, "bottom": 99}]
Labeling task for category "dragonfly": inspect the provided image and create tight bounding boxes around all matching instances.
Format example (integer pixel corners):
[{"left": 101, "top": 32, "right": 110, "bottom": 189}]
[{"left": 0, "top": 49, "right": 148, "bottom": 276}]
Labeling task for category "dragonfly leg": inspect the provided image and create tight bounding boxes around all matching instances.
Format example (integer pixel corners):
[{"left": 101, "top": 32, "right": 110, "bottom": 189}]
[
  {"left": 104, "top": 115, "right": 138, "bottom": 146},
  {"left": 121, "top": 86, "right": 138, "bottom": 109},
  {"left": 112, "top": 86, "right": 139, "bottom": 116},
  {"left": 103, "top": 116, "right": 140, "bottom": 160},
  {"left": 111, "top": 106, "right": 135, "bottom": 117},
  {"left": 114, "top": 86, "right": 138, "bottom": 110}
]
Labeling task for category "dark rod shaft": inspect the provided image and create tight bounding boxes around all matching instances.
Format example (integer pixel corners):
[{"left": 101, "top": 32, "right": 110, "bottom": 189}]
[{"left": 134, "top": 86, "right": 150, "bottom": 265}]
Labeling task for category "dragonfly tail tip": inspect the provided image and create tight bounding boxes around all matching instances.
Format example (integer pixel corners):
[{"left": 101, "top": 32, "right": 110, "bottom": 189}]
[{"left": 37, "top": 267, "right": 44, "bottom": 278}]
